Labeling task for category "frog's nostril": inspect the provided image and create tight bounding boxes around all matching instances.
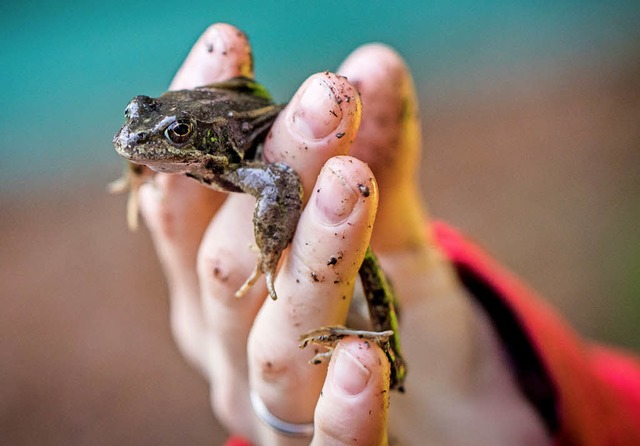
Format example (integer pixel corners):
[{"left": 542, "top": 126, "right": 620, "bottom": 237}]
[
  {"left": 114, "top": 128, "right": 146, "bottom": 150},
  {"left": 124, "top": 131, "right": 147, "bottom": 146}
]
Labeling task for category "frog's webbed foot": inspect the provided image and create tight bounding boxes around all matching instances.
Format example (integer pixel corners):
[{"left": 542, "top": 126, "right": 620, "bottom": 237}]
[
  {"left": 298, "top": 326, "right": 394, "bottom": 364},
  {"left": 108, "top": 162, "right": 149, "bottom": 230},
  {"left": 223, "top": 162, "right": 303, "bottom": 300}
]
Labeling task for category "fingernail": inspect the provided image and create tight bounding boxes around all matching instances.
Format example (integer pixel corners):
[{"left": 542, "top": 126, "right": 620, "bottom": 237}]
[
  {"left": 333, "top": 348, "right": 370, "bottom": 396},
  {"left": 315, "top": 167, "right": 358, "bottom": 225},
  {"left": 294, "top": 79, "right": 342, "bottom": 139}
]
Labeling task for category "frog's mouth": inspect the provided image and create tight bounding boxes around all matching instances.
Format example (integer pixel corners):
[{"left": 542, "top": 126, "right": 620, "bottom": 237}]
[
  {"left": 115, "top": 153, "right": 195, "bottom": 174},
  {"left": 113, "top": 127, "right": 195, "bottom": 172},
  {"left": 143, "top": 160, "right": 193, "bottom": 174}
]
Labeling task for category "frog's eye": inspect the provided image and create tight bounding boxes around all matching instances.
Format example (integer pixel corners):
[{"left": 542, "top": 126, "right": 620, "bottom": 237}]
[{"left": 165, "top": 119, "right": 194, "bottom": 145}]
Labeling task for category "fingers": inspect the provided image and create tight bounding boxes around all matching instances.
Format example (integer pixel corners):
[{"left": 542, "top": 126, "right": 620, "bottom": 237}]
[
  {"left": 247, "top": 157, "right": 377, "bottom": 426},
  {"left": 338, "top": 44, "right": 428, "bottom": 253},
  {"left": 338, "top": 44, "right": 456, "bottom": 311},
  {"left": 312, "top": 338, "right": 390, "bottom": 446},
  {"left": 199, "top": 75, "right": 362, "bottom": 435},
  {"left": 197, "top": 72, "right": 362, "bottom": 319},
  {"left": 197, "top": 72, "right": 362, "bottom": 308},
  {"left": 138, "top": 23, "right": 253, "bottom": 372}
]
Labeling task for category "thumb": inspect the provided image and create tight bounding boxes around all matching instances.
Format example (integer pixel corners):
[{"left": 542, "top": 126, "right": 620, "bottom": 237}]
[{"left": 311, "top": 338, "right": 390, "bottom": 446}]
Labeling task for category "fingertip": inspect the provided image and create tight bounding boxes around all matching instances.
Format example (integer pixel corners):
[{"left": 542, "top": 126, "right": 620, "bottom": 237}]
[
  {"left": 338, "top": 338, "right": 391, "bottom": 395},
  {"left": 331, "top": 343, "right": 378, "bottom": 396},
  {"left": 170, "top": 22, "right": 253, "bottom": 90},
  {"left": 276, "top": 155, "right": 378, "bottom": 294},
  {"left": 337, "top": 43, "right": 430, "bottom": 253},
  {"left": 337, "top": 42, "right": 421, "bottom": 185},
  {"left": 286, "top": 155, "right": 377, "bottom": 287},
  {"left": 339, "top": 43, "right": 410, "bottom": 84},
  {"left": 311, "top": 155, "right": 378, "bottom": 227},
  {"left": 313, "top": 337, "right": 390, "bottom": 445},
  {"left": 264, "top": 72, "right": 362, "bottom": 198}
]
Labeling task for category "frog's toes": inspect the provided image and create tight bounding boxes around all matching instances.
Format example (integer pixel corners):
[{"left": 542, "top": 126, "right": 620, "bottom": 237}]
[
  {"left": 234, "top": 255, "right": 279, "bottom": 300},
  {"left": 299, "top": 326, "right": 394, "bottom": 355},
  {"left": 235, "top": 263, "right": 262, "bottom": 298},
  {"left": 298, "top": 327, "right": 336, "bottom": 365},
  {"left": 309, "top": 349, "right": 334, "bottom": 365},
  {"left": 126, "top": 189, "right": 141, "bottom": 230},
  {"left": 108, "top": 164, "right": 147, "bottom": 231},
  {"left": 264, "top": 271, "right": 277, "bottom": 301},
  {"left": 258, "top": 252, "right": 279, "bottom": 300},
  {"left": 107, "top": 175, "right": 130, "bottom": 195}
]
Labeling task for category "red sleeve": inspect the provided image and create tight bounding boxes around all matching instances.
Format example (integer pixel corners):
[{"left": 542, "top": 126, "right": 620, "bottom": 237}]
[
  {"left": 224, "top": 437, "right": 252, "bottom": 446},
  {"left": 225, "top": 222, "right": 640, "bottom": 445},
  {"left": 433, "top": 222, "right": 640, "bottom": 445}
]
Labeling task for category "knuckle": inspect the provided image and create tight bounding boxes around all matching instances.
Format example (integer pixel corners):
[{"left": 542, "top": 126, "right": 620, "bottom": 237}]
[
  {"left": 315, "top": 417, "right": 351, "bottom": 445},
  {"left": 248, "top": 334, "right": 293, "bottom": 385},
  {"left": 197, "top": 245, "right": 246, "bottom": 300}
]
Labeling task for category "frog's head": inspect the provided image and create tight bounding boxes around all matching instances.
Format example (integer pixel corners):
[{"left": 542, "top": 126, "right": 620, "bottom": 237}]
[{"left": 113, "top": 94, "right": 222, "bottom": 173}]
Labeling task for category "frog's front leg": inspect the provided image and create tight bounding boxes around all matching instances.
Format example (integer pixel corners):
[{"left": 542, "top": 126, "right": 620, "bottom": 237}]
[
  {"left": 299, "top": 326, "right": 394, "bottom": 362},
  {"left": 108, "top": 161, "right": 152, "bottom": 230},
  {"left": 222, "top": 162, "right": 303, "bottom": 300}
]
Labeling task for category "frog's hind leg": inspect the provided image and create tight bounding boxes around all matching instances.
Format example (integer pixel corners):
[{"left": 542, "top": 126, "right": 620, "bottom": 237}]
[
  {"left": 299, "top": 326, "right": 394, "bottom": 364},
  {"left": 222, "top": 162, "right": 303, "bottom": 300},
  {"left": 299, "top": 247, "right": 408, "bottom": 392},
  {"left": 358, "top": 246, "right": 407, "bottom": 392}
]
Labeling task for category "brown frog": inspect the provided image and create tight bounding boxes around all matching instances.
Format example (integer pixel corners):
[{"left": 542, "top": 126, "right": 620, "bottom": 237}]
[{"left": 112, "top": 77, "right": 406, "bottom": 391}]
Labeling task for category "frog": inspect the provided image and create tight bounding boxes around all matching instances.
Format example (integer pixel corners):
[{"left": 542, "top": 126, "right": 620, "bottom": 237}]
[{"left": 112, "top": 77, "right": 406, "bottom": 391}]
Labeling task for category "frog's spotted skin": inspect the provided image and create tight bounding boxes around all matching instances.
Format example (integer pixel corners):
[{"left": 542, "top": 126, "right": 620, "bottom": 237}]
[{"left": 112, "top": 77, "right": 406, "bottom": 391}]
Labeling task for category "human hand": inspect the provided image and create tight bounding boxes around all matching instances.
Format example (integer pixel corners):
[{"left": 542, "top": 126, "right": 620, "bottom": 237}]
[{"left": 137, "top": 23, "right": 550, "bottom": 445}]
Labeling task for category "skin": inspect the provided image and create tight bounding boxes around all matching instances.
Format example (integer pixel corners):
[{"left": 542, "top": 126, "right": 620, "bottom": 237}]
[{"left": 130, "top": 23, "right": 551, "bottom": 445}]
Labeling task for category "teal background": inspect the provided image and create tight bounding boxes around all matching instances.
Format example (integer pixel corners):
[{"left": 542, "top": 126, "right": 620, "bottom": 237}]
[{"left": 1, "top": 1, "right": 639, "bottom": 187}]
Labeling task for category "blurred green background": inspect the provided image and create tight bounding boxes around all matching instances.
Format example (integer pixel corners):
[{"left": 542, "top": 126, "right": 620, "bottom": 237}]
[{"left": 1, "top": 1, "right": 639, "bottom": 444}]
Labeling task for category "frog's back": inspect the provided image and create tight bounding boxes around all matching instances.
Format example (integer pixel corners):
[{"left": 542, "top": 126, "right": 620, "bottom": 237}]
[{"left": 158, "top": 78, "right": 275, "bottom": 124}]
